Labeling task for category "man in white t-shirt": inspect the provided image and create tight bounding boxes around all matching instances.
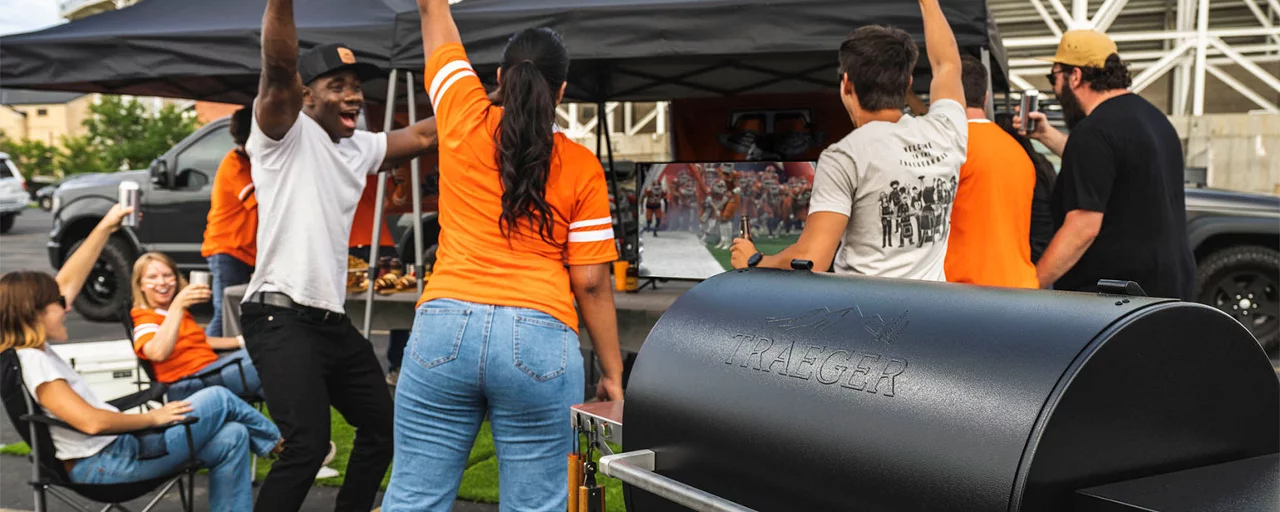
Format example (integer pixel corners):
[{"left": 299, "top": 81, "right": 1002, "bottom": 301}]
[
  {"left": 241, "top": 1, "right": 438, "bottom": 511},
  {"left": 730, "top": 0, "right": 967, "bottom": 280}
]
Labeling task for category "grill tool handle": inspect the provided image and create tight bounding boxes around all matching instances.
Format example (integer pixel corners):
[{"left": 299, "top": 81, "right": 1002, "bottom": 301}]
[{"left": 599, "top": 450, "right": 758, "bottom": 512}]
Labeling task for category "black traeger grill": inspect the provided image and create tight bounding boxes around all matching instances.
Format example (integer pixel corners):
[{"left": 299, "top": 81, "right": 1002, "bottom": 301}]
[{"left": 574, "top": 267, "right": 1279, "bottom": 512}]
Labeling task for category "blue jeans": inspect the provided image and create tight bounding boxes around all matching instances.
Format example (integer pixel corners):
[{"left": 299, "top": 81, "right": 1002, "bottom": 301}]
[
  {"left": 68, "top": 387, "right": 280, "bottom": 512},
  {"left": 383, "top": 298, "right": 585, "bottom": 512},
  {"left": 206, "top": 254, "right": 253, "bottom": 338},
  {"left": 166, "top": 349, "right": 263, "bottom": 402}
]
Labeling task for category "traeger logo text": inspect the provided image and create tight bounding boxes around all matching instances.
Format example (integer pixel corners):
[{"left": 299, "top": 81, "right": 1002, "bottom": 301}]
[{"left": 723, "top": 334, "right": 908, "bottom": 397}]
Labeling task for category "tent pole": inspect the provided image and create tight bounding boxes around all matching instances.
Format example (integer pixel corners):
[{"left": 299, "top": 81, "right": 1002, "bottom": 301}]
[
  {"left": 599, "top": 99, "right": 620, "bottom": 235},
  {"left": 364, "top": 69, "right": 398, "bottom": 339},
  {"left": 981, "top": 48, "right": 994, "bottom": 120},
  {"left": 407, "top": 71, "right": 425, "bottom": 295}
]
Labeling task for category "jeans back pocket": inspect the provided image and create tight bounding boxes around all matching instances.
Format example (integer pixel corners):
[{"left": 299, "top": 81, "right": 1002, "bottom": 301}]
[
  {"left": 513, "top": 315, "right": 570, "bottom": 382},
  {"left": 409, "top": 306, "right": 471, "bottom": 371}
]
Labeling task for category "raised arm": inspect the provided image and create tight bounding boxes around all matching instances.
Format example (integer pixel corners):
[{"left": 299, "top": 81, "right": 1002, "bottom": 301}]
[
  {"left": 384, "top": 116, "right": 438, "bottom": 167},
  {"left": 256, "top": 0, "right": 304, "bottom": 140},
  {"left": 919, "top": 0, "right": 964, "bottom": 105},
  {"left": 420, "top": 0, "right": 463, "bottom": 58},
  {"left": 57, "top": 206, "right": 129, "bottom": 304}
]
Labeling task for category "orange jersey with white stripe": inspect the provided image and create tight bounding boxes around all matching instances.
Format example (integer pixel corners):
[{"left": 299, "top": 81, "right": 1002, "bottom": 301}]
[
  {"left": 201, "top": 149, "right": 258, "bottom": 265},
  {"left": 130, "top": 307, "right": 218, "bottom": 384},
  {"left": 418, "top": 43, "right": 618, "bottom": 332}
]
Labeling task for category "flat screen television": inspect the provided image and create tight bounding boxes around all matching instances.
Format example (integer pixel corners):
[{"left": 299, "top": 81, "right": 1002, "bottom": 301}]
[{"left": 634, "top": 161, "right": 817, "bottom": 280}]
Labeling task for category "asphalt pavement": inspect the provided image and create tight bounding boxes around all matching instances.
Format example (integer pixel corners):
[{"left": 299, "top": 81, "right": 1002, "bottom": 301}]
[{"left": 0, "top": 207, "right": 494, "bottom": 512}]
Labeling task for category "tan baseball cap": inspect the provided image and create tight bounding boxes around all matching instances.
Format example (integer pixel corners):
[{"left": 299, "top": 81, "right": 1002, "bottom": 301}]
[{"left": 1040, "top": 30, "right": 1119, "bottom": 68}]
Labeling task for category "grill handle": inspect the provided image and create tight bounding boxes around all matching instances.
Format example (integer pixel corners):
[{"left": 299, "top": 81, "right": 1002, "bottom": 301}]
[{"left": 599, "top": 450, "right": 758, "bottom": 512}]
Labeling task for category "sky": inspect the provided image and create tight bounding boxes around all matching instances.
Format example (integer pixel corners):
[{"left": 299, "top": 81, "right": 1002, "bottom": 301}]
[{"left": 0, "top": 0, "right": 63, "bottom": 36}]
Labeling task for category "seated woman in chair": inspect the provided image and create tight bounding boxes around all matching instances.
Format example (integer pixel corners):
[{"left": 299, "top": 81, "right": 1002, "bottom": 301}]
[
  {"left": 129, "top": 252, "right": 263, "bottom": 402},
  {"left": 0, "top": 205, "right": 282, "bottom": 512}
]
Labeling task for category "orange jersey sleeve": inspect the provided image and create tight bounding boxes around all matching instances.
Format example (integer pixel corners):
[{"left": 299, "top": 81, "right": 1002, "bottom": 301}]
[
  {"left": 426, "top": 43, "right": 491, "bottom": 151},
  {"left": 566, "top": 150, "right": 619, "bottom": 266},
  {"left": 130, "top": 308, "right": 165, "bottom": 353}
]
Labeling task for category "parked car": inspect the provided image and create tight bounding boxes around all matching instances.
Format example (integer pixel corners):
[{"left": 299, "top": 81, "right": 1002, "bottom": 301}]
[
  {"left": 48, "top": 116, "right": 442, "bottom": 321},
  {"left": 0, "top": 152, "right": 29, "bottom": 233}
]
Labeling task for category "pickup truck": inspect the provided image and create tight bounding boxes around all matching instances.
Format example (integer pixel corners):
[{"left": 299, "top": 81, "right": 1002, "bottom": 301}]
[
  {"left": 49, "top": 116, "right": 1280, "bottom": 351},
  {"left": 0, "top": 152, "right": 29, "bottom": 233}
]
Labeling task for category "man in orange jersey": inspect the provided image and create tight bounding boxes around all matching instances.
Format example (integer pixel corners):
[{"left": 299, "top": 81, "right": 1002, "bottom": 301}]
[
  {"left": 944, "top": 56, "right": 1038, "bottom": 288},
  {"left": 202, "top": 106, "right": 257, "bottom": 337}
]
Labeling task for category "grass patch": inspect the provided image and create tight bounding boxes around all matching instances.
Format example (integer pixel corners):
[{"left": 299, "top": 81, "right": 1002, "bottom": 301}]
[
  {"left": 3, "top": 410, "right": 627, "bottom": 510},
  {"left": 1, "top": 442, "right": 31, "bottom": 456}
]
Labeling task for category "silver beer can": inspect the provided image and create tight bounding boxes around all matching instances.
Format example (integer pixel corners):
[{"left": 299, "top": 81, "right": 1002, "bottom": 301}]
[
  {"left": 118, "top": 181, "right": 140, "bottom": 227},
  {"left": 1019, "top": 89, "right": 1040, "bottom": 133}
]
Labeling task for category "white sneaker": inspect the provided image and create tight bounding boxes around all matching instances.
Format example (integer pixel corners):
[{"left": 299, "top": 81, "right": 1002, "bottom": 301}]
[
  {"left": 316, "top": 466, "right": 340, "bottom": 479},
  {"left": 315, "top": 441, "right": 338, "bottom": 480}
]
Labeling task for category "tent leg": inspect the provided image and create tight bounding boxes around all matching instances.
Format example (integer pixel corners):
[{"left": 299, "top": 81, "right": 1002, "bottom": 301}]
[
  {"left": 364, "top": 69, "right": 399, "bottom": 339},
  {"left": 407, "top": 71, "right": 425, "bottom": 294},
  {"left": 981, "top": 48, "right": 994, "bottom": 120},
  {"left": 598, "top": 100, "right": 621, "bottom": 241}
]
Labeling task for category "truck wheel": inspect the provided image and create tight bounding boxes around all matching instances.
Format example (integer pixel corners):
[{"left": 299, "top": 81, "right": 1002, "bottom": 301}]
[
  {"left": 0, "top": 214, "right": 13, "bottom": 234},
  {"left": 39, "top": 196, "right": 53, "bottom": 211},
  {"left": 1195, "top": 245, "right": 1279, "bottom": 352},
  {"left": 67, "top": 235, "right": 136, "bottom": 322}
]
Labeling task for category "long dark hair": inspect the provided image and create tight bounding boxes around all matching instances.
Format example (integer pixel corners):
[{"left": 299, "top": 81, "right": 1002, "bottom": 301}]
[{"left": 495, "top": 28, "right": 569, "bottom": 247}]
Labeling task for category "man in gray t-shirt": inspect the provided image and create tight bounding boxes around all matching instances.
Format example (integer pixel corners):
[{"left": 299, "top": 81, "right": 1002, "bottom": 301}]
[{"left": 731, "top": 0, "right": 967, "bottom": 281}]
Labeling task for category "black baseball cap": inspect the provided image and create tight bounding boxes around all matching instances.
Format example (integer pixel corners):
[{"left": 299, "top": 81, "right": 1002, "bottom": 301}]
[{"left": 298, "top": 43, "right": 384, "bottom": 85}]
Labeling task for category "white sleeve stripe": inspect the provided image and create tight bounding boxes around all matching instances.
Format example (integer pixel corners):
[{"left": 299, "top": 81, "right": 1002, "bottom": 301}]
[
  {"left": 237, "top": 183, "right": 255, "bottom": 201},
  {"left": 569, "top": 217, "right": 613, "bottom": 230},
  {"left": 429, "top": 60, "right": 473, "bottom": 99},
  {"left": 568, "top": 228, "right": 615, "bottom": 243},
  {"left": 431, "top": 69, "right": 477, "bottom": 112},
  {"left": 133, "top": 326, "right": 159, "bottom": 338},
  {"left": 133, "top": 323, "right": 160, "bottom": 333}
]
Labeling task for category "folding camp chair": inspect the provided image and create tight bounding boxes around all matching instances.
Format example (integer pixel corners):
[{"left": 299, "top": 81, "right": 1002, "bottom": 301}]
[
  {"left": 1, "top": 348, "right": 200, "bottom": 512},
  {"left": 119, "top": 309, "right": 266, "bottom": 480}
]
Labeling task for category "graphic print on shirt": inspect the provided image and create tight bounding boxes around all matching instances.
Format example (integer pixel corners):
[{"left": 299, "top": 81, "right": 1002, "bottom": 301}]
[{"left": 878, "top": 142, "right": 959, "bottom": 249}]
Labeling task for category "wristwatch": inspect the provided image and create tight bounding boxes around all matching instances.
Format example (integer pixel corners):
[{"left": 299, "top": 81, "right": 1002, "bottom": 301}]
[{"left": 747, "top": 252, "right": 764, "bottom": 268}]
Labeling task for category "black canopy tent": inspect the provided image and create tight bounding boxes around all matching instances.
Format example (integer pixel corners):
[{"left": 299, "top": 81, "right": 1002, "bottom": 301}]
[
  {"left": 1, "top": 0, "right": 1007, "bottom": 335},
  {"left": 1, "top": 0, "right": 1008, "bottom": 102}
]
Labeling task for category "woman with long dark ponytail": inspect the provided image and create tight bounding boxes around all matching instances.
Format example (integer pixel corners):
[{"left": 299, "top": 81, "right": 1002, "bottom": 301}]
[{"left": 384, "top": 1, "right": 625, "bottom": 510}]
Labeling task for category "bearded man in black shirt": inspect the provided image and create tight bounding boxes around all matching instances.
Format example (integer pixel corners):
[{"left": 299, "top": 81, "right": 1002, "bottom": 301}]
[{"left": 1016, "top": 30, "right": 1195, "bottom": 299}]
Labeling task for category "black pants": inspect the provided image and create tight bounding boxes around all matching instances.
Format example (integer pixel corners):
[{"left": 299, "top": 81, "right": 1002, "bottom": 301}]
[{"left": 241, "top": 302, "right": 394, "bottom": 512}]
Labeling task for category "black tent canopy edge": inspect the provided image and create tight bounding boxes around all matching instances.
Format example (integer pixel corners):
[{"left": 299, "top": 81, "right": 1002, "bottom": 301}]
[{"left": 0, "top": 0, "right": 1007, "bottom": 104}]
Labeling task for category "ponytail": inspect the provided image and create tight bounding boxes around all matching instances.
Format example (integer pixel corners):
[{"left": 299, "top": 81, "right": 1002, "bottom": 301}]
[{"left": 494, "top": 28, "right": 570, "bottom": 248}]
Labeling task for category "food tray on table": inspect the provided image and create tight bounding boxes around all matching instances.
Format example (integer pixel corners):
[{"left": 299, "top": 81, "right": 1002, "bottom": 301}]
[{"left": 346, "top": 255, "right": 426, "bottom": 296}]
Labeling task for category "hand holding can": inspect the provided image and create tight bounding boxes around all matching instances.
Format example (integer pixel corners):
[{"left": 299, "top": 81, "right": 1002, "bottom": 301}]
[
  {"left": 118, "top": 181, "right": 140, "bottom": 227},
  {"left": 189, "top": 270, "right": 211, "bottom": 288}
]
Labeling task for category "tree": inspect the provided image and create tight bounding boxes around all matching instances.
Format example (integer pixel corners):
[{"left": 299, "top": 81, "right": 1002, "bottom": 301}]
[
  {"left": 57, "top": 135, "right": 111, "bottom": 176},
  {"left": 5, "top": 139, "right": 60, "bottom": 179},
  {"left": 84, "top": 96, "right": 199, "bottom": 171}
]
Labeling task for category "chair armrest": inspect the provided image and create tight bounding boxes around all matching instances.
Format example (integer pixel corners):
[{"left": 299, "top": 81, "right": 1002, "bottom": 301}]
[
  {"left": 107, "top": 383, "right": 169, "bottom": 411},
  {"left": 20, "top": 413, "right": 81, "bottom": 433},
  {"left": 20, "top": 413, "right": 199, "bottom": 437}
]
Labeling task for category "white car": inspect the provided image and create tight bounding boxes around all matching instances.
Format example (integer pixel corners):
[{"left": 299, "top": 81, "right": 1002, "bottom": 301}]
[{"left": 0, "top": 152, "right": 29, "bottom": 233}]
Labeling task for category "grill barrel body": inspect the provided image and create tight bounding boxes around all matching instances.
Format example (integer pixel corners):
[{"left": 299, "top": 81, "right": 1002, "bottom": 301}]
[{"left": 623, "top": 269, "right": 1279, "bottom": 511}]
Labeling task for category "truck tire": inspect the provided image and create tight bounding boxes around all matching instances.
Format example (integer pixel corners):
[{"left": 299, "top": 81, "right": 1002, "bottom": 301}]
[
  {"left": 0, "top": 213, "right": 14, "bottom": 234},
  {"left": 67, "top": 235, "right": 136, "bottom": 322},
  {"left": 1195, "top": 245, "right": 1279, "bottom": 352}
]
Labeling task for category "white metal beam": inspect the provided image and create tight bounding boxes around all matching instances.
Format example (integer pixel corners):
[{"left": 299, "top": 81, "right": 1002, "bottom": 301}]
[
  {"left": 1008, "top": 43, "right": 1280, "bottom": 68},
  {"left": 1012, "top": 53, "right": 1280, "bottom": 75},
  {"left": 1210, "top": 37, "right": 1280, "bottom": 94},
  {"left": 1090, "top": 0, "right": 1130, "bottom": 33},
  {"left": 625, "top": 107, "right": 661, "bottom": 136},
  {"left": 1192, "top": 0, "right": 1209, "bottom": 114},
  {"left": 1007, "top": 73, "right": 1037, "bottom": 91},
  {"left": 1130, "top": 40, "right": 1196, "bottom": 93},
  {"left": 1269, "top": 0, "right": 1280, "bottom": 19},
  {"left": 1004, "top": 26, "right": 1280, "bottom": 48},
  {"left": 1206, "top": 64, "right": 1280, "bottom": 111},
  {"left": 1047, "top": 0, "right": 1075, "bottom": 28},
  {"left": 1072, "top": 0, "right": 1089, "bottom": 27},
  {"left": 1029, "top": 0, "right": 1064, "bottom": 38},
  {"left": 1241, "top": 0, "right": 1280, "bottom": 47}
]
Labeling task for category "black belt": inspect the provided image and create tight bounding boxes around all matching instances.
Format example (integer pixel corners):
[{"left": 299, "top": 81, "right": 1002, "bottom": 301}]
[{"left": 246, "top": 291, "right": 345, "bottom": 323}]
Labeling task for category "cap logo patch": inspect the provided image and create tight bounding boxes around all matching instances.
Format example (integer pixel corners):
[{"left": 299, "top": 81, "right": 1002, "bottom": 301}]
[{"left": 337, "top": 47, "right": 356, "bottom": 64}]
